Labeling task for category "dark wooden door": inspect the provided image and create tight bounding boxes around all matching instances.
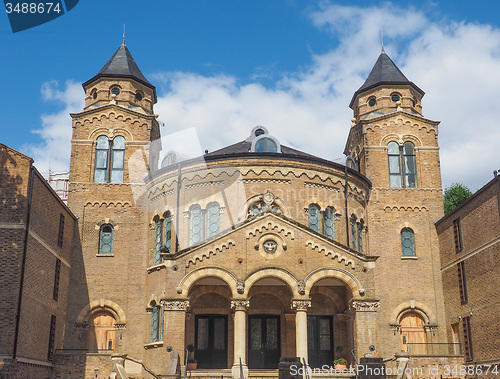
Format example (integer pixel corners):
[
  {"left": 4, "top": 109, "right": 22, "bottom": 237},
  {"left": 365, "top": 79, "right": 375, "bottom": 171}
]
[
  {"left": 195, "top": 315, "right": 227, "bottom": 369},
  {"left": 248, "top": 315, "right": 280, "bottom": 369},
  {"left": 307, "top": 316, "right": 333, "bottom": 368}
]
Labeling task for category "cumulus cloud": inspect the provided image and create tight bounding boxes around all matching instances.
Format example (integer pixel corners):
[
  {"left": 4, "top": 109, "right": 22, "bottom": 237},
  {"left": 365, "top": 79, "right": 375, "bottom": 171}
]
[
  {"left": 28, "top": 3, "right": 500, "bottom": 191},
  {"left": 22, "top": 80, "right": 84, "bottom": 177}
]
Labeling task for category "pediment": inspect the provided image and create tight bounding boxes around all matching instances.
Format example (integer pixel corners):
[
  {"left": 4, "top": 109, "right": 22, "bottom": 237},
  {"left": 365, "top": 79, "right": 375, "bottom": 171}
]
[{"left": 169, "top": 211, "right": 377, "bottom": 269}]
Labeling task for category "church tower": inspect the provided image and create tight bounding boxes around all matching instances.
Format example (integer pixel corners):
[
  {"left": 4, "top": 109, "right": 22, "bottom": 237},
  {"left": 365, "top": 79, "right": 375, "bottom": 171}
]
[
  {"left": 64, "top": 43, "right": 159, "bottom": 364},
  {"left": 345, "top": 51, "right": 447, "bottom": 357}
]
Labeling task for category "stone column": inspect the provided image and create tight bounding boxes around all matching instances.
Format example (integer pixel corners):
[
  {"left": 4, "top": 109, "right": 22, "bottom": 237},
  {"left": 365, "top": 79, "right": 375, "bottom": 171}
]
[
  {"left": 231, "top": 299, "right": 250, "bottom": 379},
  {"left": 291, "top": 300, "right": 311, "bottom": 362},
  {"left": 162, "top": 299, "right": 190, "bottom": 375},
  {"left": 349, "top": 300, "right": 380, "bottom": 359}
]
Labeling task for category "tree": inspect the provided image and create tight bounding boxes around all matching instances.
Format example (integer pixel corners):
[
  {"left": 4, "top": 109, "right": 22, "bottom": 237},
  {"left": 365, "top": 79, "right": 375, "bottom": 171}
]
[{"left": 443, "top": 183, "right": 473, "bottom": 214}]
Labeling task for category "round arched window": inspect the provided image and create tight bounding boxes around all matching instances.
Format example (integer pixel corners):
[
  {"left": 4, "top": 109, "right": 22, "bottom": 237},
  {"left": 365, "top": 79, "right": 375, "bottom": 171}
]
[
  {"left": 391, "top": 93, "right": 401, "bottom": 103},
  {"left": 110, "top": 87, "right": 121, "bottom": 96}
]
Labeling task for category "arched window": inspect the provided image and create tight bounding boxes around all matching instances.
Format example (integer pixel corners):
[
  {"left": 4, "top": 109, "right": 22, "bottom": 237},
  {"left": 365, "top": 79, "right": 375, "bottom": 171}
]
[
  {"left": 351, "top": 215, "right": 357, "bottom": 251},
  {"left": 98, "top": 224, "right": 114, "bottom": 255},
  {"left": 387, "top": 141, "right": 418, "bottom": 188},
  {"left": 110, "top": 136, "right": 125, "bottom": 183},
  {"left": 308, "top": 204, "right": 320, "bottom": 232},
  {"left": 153, "top": 217, "right": 163, "bottom": 265},
  {"left": 401, "top": 228, "right": 415, "bottom": 257},
  {"left": 255, "top": 137, "right": 278, "bottom": 153},
  {"left": 206, "top": 202, "right": 220, "bottom": 238},
  {"left": 164, "top": 212, "right": 172, "bottom": 253},
  {"left": 402, "top": 142, "right": 417, "bottom": 188},
  {"left": 388, "top": 141, "right": 402, "bottom": 188},
  {"left": 189, "top": 205, "right": 204, "bottom": 246},
  {"left": 322, "top": 207, "right": 335, "bottom": 240},
  {"left": 161, "top": 152, "right": 177, "bottom": 168},
  {"left": 94, "top": 136, "right": 110, "bottom": 183},
  {"left": 94, "top": 136, "right": 126, "bottom": 183},
  {"left": 150, "top": 302, "right": 162, "bottom": 342},
  {"left": 357, "top": 220, "right": 364, "bottom": 254},
  {"left": 87, "top": 311, "right": 116, "bottom": 351}
]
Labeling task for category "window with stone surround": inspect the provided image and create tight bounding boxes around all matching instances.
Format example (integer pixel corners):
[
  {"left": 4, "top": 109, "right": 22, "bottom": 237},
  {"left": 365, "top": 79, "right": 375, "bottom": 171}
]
[
  {"left": 189, "top": 203, "right": 221, "bottom": 246},
  {"left": 150, "top": 302, "right": 163, "bottom": 342},
  {"left": 98, "top": 224, "right": 114, "bottom": 255},
  {"left": 94, "top": 135, "right": 125, "bottom": 183},
  {"left": 388, "top": 141, "right": 418, "bottom": 188},
  {"left": 401, "top": 228, "right": 415, "bottom": 257}
]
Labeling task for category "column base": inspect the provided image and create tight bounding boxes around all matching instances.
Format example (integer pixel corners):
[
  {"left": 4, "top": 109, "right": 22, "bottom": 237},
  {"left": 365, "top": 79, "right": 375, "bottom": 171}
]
[{"left": 231, "top": 363, "right": 248, "bottom": 379}]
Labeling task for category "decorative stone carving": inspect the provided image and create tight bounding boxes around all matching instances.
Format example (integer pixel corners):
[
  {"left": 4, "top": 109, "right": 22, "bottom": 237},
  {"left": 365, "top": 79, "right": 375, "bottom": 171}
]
[
  {"left": 291, "top": 300, "right": 312, "bottom": 312},
  {"left": 161, "top": 299, "right": 190, "bottom": 311},
  {"left": 425, "top": 324, "right": 439, "bottom": 335},
  {"left": 350, "top": 300, "right": 380, "bottom": 312},
  {"left": 231, "top": 300, "right": 250, "bottom": 311},
  {"left": 390, "top": 324, "right": 401, "bottom": 334},
  {"left": 297, "top": 280, "right": 306, "bottom": 295},
  {"left": 263, "top": 190, "right": 276, "bottom": 206},
  {"left": 236, "top": 280, "right": 245, "bottom": 294}
]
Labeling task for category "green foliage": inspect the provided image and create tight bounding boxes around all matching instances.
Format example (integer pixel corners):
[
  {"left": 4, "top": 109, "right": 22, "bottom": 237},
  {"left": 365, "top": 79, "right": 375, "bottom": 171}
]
[{"left": 444, "top": 183, "right": 473, "bottom": 214}]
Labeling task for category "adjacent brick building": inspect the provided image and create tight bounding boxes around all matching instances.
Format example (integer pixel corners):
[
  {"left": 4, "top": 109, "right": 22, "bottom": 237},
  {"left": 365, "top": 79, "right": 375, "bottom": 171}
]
[
  {"left": 436, "top": 173, "right": 500, "bottom": 368},
  {"left": 0, "top": 144, "right": 75, "bottom": 378}
]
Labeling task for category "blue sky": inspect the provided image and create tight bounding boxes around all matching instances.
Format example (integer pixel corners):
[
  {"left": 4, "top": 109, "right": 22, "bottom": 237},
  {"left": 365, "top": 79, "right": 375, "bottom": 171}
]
[{"left": 1, "top": 1, "right": 500, "bottom": 191}]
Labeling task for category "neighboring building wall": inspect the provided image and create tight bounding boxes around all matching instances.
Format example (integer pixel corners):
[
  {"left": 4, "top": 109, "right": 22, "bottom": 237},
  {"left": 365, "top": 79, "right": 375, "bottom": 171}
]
[
  {"left": 436, "top": 175, "right": 500, "bottom": 366},
  {"left": 0, "top": 144, "right": 75, "bottom": 379}
]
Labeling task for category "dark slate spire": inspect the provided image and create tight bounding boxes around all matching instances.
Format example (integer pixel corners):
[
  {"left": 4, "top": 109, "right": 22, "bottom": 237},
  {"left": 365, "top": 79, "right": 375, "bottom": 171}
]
[
  {"left": 349, "top": 51, "right": 424, "bottom": 108},
  {"left": 83, "top": 43, "right": 154, "bottom": 89}
]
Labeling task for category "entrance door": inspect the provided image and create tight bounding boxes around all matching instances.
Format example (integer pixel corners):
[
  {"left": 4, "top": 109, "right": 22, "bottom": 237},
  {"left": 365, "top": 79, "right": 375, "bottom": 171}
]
[
  {"left": 248, "top": 315, "right": 280, "bottom": 369},
  {"left": 400, "top": 312, "right": 426, "bottom": 355},
  {"left": 195, "top": 315, "right": 227, "bottom": 369},
  {"left": 307, "top": 316, "right": 333, "bottom": 368}
]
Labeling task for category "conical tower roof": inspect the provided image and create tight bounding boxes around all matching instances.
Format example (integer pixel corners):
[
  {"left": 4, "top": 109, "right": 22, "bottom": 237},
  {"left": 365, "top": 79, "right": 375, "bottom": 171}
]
[
  {"left": 83, "top": 43, "right": 155, "bottom": 90},
  {"left": 349, "top": 51, "right": 424, "bottom": 108}
]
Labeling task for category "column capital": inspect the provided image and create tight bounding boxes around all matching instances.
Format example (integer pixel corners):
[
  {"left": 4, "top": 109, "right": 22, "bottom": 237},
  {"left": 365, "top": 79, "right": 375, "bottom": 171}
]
[
  {"left": 291, "top": 299, "right": 311, "bottom": 312},
  {"left": 161, "top": 299, "right": 190, "bottom": 311},
  {"left": 231, "top": 299, "right": 250, "bottom": 311},
  {"left": 349, "top": 299, "right": 380, "bottom": 312}
]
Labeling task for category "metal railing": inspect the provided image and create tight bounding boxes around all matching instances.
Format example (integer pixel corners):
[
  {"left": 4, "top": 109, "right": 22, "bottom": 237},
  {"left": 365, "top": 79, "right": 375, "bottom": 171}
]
[{"left": 407, "top": 343, "right": 462, "bottom": 356}]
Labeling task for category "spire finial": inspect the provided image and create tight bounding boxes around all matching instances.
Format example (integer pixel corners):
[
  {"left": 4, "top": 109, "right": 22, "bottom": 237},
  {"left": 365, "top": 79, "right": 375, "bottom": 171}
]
[
  {"left": 122, "top": 24, "right": 125, "bottom": 45},
  {"left": 381, "top": 27, "right": 385, "bottom": 53}
]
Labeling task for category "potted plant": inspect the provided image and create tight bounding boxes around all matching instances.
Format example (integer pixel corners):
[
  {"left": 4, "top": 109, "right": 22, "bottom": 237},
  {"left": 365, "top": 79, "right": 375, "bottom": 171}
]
[
  {"left": 187, "top": 358, "right": 198, "bottom": 371},
  {"left": 186, "top": 344, "right": 197, "bottom": 370},
  {"left": 333, "top": 357, "right": 347, "bottom": 371}
]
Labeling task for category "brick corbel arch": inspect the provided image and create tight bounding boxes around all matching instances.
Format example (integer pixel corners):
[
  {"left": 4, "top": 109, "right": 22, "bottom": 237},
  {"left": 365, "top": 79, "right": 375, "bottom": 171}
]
[
  {"left": 76, "top": 299, "right": 126, "bottom": 325},
  {"left": 244, "top": 267, "right": 299, "bottom": 297},
  {"left": 304, "top": 267, "right": 364, "bottom": 299},
  {"left": 176, "top": 267, "right": 239, "bottom": 298}
]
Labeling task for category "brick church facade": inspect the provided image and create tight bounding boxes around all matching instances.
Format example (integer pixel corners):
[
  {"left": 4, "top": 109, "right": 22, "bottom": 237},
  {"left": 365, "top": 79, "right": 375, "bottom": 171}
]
[{"left": 4, "top": 43, "right": 493, "bottom": 378}]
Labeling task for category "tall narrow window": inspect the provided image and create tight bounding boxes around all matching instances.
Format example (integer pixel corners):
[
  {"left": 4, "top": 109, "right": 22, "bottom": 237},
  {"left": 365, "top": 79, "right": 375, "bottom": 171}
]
[
  {"left": 462, "top": 316, "right": 473, "bottom": 361},
  {"left": 388, "top": 141, "right": 418, "bottom": 188},
  {"left": 402, "top": 142, "right": 417, "bottom": 188},
  {"left": 164, "top": 212, "right": 172, "bottom": 253},
  {"left": 94, "top": 136, "right": 109, "bottom": 183},
  {"left": 99, "top": 224, "right": 114, "bottom": 255},
  {"left": 110, "top": 136, "right": 125, "bottom": 183},
  {"left": 388, "top": 141, "right": 402, "bottom": 188},
  {"left": 206, "top": 202, "right": 220, "bottom": 238},
  {"left": 58, "top": 214, "right": 65, "bottom": 247},
  {"left": 351, "top": 215, "right": 357, "bottom": 251},
  {"left": 190, "top": 205, "right": 204, "bottom": 246},
  {"left": 453, "top": 218, "right": 463, "bottom": 252},
  {"left": 457, "top": 261, "right": 468, "bottom": 304},
  {"left": 153, "top": 217, "right": 163, "bottom": 265},
  {"left": 151, "top": 302, "right": 162, "bottom": 342},
  {"left": 48, "top": 315, "right": 56, "bottom": 361},
  {"left": 322, "top": 207, "right": 335, "bottom": 240},
  {"left": 308, "top": 204, "right": 320, "bottom": 232},
  {"left": 401, "top": 228, "right": 415, "bottom": 257},
  {"left": 94, "top": 135, "right": 126, "bottom": 183},
  {"left": 53, "top": 259, "right": 61, "bottom": 301},
  {"left": 357, "top": 220, "right": 364, "bottom": 254}
]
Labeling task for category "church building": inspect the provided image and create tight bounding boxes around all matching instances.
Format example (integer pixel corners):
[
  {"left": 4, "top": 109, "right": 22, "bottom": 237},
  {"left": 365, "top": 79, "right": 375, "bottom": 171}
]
[{"left": 2, "top": 42, "right": 471, "bottom": 379}]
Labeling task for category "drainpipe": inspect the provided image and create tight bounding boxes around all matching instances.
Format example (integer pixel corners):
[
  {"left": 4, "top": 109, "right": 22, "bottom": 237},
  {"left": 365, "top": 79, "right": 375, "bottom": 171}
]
[{"left": 13, "top": 161, "right": 35, "bottom": 359}]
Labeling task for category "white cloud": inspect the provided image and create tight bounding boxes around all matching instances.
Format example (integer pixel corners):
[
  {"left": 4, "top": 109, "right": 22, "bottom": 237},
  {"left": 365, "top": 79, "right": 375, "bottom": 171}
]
[
  {"left": 22, "top": 80, "right": 84, "bottom": 177},
  {"left": 28, "top": 3, "right": 500, "bottom": 191}
]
